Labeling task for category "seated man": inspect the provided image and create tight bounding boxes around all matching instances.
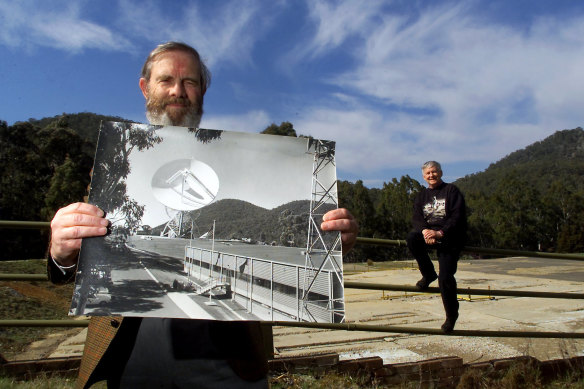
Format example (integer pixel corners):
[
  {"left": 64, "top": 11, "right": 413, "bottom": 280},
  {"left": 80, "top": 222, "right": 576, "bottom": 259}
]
[{"left": 406, "top": 161, "right": 467, "bottom": 333}]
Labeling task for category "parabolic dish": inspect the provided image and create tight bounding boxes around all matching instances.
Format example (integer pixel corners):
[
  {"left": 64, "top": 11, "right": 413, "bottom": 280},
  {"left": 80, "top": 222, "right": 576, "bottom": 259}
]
[{"left": 151, "top": 159, "right": 219, "bottom": 211}]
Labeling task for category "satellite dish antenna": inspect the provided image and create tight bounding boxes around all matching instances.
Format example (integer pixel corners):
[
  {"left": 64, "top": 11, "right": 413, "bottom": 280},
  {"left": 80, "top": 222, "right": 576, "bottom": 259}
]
[
  {"left": 152, "top": 159, "right": 219, "bottom": 211},
  {"left": 151, "top": 159, "right": 219, "bottom": 237}
]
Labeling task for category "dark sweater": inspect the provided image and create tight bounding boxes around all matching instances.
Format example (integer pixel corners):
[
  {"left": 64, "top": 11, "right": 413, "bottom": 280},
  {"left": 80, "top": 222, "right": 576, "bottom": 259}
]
[{"left": 411, "top": 181, "right": 467, "bottom": 238}]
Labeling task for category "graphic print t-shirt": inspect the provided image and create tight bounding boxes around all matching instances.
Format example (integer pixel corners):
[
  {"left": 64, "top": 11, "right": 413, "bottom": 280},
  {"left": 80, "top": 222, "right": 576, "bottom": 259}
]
[{"left": 423, "top": 196, "right": 446, "bottom": 225}]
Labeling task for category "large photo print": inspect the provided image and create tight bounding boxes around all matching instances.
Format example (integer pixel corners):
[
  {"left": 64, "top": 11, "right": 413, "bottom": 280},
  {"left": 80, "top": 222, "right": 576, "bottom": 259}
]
[{"left": 71, "top": 121, "right": 344, "bottom": 323}]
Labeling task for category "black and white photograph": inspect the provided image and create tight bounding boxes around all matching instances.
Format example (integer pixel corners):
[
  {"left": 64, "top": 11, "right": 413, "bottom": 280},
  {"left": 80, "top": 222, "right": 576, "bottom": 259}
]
[{"left": 71, "top": 121, "right": 344, "bottom": 323}]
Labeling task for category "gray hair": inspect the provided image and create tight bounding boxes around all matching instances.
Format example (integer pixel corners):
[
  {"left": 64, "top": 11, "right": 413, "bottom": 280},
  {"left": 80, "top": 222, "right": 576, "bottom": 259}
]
[
  {"left": 141, "top": 41, "right": 211, "bottom": 95},
  {"left": 421, "top": 161, "right": 442, "bottom": 172}
]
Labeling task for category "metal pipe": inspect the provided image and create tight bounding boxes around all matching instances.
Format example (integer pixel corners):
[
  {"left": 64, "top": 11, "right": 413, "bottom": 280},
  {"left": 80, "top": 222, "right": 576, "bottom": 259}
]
[
  {"left": 0, "top": 221, "right": 51, "bottom": 229},
  {"left": 5, "top": 273, "right": 580, "bottom": 300},
  {"left": 0, "top": 274, "right": 48, "bottom": 281},
  {"left": 1, "top": 221, "right": 581, "bottom": 261},
  {"left": 268, "top": 321, "right": 584, "bottom": 339},
  {"left": 0, "top": 320, "right": 89, "bottom": 327},
  {"left": 356, "top": 237, "right": 584, "bottom": 261},
  {"left": 343, "top": 281, "right": 584, "bottom": 300}
]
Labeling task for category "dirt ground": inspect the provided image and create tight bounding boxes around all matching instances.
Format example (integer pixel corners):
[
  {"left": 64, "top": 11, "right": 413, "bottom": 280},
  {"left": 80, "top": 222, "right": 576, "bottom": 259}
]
[
  {"left": 273, "top": 257, "right": 584, "bottom": 364},
  {"left": 11, "top": 257, "right": 584, "bottom": 365}
]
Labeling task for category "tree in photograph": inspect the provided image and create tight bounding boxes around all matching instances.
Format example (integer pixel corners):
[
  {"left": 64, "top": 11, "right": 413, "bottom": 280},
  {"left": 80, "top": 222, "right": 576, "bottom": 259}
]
[{"left": 89, "top": 122, "right": 163, "bottom": 234}]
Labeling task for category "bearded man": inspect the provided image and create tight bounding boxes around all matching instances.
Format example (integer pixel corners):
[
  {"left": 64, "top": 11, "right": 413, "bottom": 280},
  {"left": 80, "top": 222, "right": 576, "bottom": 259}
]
[{"left": 48, "top": 42, "right": 359, "bottom": 388}]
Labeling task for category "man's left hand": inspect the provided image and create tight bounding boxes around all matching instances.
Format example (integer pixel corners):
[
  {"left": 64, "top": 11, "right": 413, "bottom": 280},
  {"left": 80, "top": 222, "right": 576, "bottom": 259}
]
[
  {"left": 422, "top": 229, "right": 442, "bottom": 245},
  {"left": 321, "top": 208, "right": 359, "bottom": 254}
]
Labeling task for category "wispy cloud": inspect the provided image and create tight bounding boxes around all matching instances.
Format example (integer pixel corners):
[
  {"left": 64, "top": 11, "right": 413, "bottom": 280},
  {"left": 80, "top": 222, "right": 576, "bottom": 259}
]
[
  {"left": 291, "top": 2, "right": 584, "bottom": 177},
  {"left": 117, "top": 0, "right": 280, "bottom": 69},
  {"left": 201, "top": 110, "right": 271, "bottom": 134},
  {"left": 280, "top": 0, "right": 384, "bottom": 68},
  {"left": 301, "top": 0, "right": 384, "bottom": 58},
  {"left": 0, "top": 0, "right": 129, "bottom": 52}
]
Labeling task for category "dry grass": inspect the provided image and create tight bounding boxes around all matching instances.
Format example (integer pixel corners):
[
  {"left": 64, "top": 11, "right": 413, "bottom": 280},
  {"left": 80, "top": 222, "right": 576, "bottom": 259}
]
[
  {"left": 269, "top": 371, "right": 385, "bottom": 389},
  {"left": 268, "top": 361, "right": 584, "bottom": 389},
  {"left": 0, "top": 375, "right": 76, "bottom": 389},
  {"left": 456, "top": 360, "right": 584, "bottom": 389},
  {"left": 0, "top": 260, "right": 73, "bottom": 359}
]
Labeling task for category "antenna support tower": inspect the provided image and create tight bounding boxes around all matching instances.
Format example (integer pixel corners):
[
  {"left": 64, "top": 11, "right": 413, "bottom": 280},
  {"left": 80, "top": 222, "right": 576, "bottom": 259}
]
[{"left": 301, "top": 138, "right": 344, "bottom": 323}]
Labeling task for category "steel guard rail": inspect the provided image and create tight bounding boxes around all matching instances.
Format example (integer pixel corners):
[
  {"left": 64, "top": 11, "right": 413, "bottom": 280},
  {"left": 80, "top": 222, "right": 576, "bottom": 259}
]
[
  {"left": 1, "top": 221, "right": 582, "bottom": 260},
  {"left": 1, "top": 224, "right": 583, "bottom": 338},
  {"left": 2, "top": 274, "right": 583, "bottom": 300},
  {"left": 356, "top": 237, "right": 584, "bottom": 261},
  {"left": 0, "top": 319, "right": 582, "bottom": 339},
  {"left": 0, "top": 221, "right": 50, "bottom": 229}
]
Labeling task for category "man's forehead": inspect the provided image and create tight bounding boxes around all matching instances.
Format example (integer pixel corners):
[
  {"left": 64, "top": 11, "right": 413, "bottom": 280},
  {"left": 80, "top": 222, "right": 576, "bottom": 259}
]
[{"left": 150, "top": 51, "right": 200, "bottom": 73}]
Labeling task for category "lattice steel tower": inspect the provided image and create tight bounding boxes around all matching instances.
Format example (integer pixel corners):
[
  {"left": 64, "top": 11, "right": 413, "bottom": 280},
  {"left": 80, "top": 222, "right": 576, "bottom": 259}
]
[{"left": 301, "top": 138, "right": 345, "bottom": 323}]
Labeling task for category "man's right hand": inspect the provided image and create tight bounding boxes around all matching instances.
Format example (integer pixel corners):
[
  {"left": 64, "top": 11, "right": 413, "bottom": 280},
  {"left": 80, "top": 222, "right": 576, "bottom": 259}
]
[
  {"left": 422, "top": 229, "right": 440, "bottom": 245},
  {"left": 49, "top": 203, "right": 109, "bottom": 267}
]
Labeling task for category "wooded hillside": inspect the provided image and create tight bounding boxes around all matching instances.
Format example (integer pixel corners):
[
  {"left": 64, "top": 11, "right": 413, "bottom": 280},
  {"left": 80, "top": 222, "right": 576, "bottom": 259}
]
[{"left": 1, "top": 113, "right": 582, "bottom": 261}]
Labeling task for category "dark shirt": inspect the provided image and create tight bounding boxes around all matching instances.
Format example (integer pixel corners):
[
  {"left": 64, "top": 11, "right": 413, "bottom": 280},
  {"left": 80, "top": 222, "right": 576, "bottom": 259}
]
[{"left": 411, "top": 181, "right": 467, "bottom": 238}]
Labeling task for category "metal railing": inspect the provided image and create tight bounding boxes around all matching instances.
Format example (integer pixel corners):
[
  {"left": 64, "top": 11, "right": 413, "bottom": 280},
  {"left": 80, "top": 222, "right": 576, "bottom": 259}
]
[
  {"left": 1, "top": 220, "right": 583, "bottom": 339},
  {"left": 184, "top": 245, "right": 343, "bottom": 323},
  {"left": 0, "top": 221, "right": 50, "bottom": 229},
  {"left": 356, "top": 237, "right": 584, "bottom": 261}
]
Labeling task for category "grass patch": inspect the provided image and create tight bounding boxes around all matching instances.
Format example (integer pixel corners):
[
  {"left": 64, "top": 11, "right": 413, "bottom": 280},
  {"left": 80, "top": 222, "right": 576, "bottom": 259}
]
[
  {"left": 457, "top": 360, "right": 584, "bottom": 389},
  {"left": 0, "top": 260, "right": 47, "bottom": 275},
  {"left": 269, "top": 363, "right": 584, "bottom": 389},
  {"left": 0, "top": 260, "right": 74, "bottom": 359},
  {"left": 0, "top": 375, "right": 77, "bottom": 389},
  {"left": 269, "top": 371, "right": 384, "bottom": 389}
]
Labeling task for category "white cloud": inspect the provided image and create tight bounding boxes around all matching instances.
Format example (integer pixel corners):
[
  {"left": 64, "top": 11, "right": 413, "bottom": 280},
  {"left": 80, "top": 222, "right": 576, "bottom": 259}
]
[
  {"left": 0, "top": 0, "right": 129, "bottom": 51},
  {"left": 295, "top": 2, "right": 584, "bottom": 175},
  {"left": 117, "top": 0, "right": 278, "bottom": 69},
  {"left": 280, "top": 0, "right": 384, "bottom": 69},
  {"left": 301, "top": 0, "right": 384, "bottom": 58},
  {"left": 201, "top": 110, "right": 271, "bottom": 133}
]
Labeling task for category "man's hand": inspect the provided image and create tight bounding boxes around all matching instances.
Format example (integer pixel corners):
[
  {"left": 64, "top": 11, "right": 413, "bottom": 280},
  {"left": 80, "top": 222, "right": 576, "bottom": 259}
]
[
  {"left": 422, "top": 229, "right": 442, "bottom": 245},
  {"left": 49, "top": 203, "right": 109, "bottom": 267},
  {"left": 321, "top": 208, "right": 359, "bottom": 254}
]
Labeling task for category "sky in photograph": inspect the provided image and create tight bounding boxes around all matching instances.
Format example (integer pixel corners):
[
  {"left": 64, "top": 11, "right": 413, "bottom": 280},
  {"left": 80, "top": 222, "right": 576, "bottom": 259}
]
[
  {"left": 1, "top": 0, "right": 584, "bottom": 186},
  {"left": 119, "top": 126, "right": 327, "bottom": 226}
]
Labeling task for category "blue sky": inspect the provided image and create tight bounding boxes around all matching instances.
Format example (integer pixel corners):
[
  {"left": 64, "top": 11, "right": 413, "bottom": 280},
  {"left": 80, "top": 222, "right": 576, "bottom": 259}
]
[{"left": 1, "top": 0, "right": 584, "bottom": 187}]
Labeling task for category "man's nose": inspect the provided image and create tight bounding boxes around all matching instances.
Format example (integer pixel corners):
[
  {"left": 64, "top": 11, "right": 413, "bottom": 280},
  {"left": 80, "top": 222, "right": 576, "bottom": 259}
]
[{"left": 169, "top": 81, "right": 186, "bottom": 97}]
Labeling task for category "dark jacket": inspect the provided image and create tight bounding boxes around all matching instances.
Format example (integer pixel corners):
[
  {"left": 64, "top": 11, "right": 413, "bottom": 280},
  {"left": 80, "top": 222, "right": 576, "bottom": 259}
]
[{"left": 411, "top": 181, "right": 467, "bottom": 240}]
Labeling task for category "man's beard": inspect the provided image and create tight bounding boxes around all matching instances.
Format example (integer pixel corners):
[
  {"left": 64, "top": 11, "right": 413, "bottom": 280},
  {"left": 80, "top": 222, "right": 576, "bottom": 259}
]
[{"left": 145, "top": 95, "right": 203, "bottom": 127}]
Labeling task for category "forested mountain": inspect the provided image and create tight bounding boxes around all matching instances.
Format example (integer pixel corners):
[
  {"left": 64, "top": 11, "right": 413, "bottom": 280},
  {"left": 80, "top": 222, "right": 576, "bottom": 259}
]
[
  {"left": 325, "top": 127, "right": 584, "bottom": 261},
  {"left": 1, "top": 112, "right": 582, "bottom": 260},
  {"left": 454, "top": 127, "right": 584, "bottom": 253},
  {"left": 27, "top": 112, "right": 132, "bottom": 145},
  {"left": 158, "top": 199, "right": 313, "bottom": 247},
  {"left": 456, "top": 127, "right": 584, "bottom": 195}
]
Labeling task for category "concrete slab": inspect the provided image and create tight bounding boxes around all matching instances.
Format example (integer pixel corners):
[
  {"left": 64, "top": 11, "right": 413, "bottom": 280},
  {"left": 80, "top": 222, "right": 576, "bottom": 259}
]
[{"left": 274, "top": 257, "right": 584, "bottom": 364}]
